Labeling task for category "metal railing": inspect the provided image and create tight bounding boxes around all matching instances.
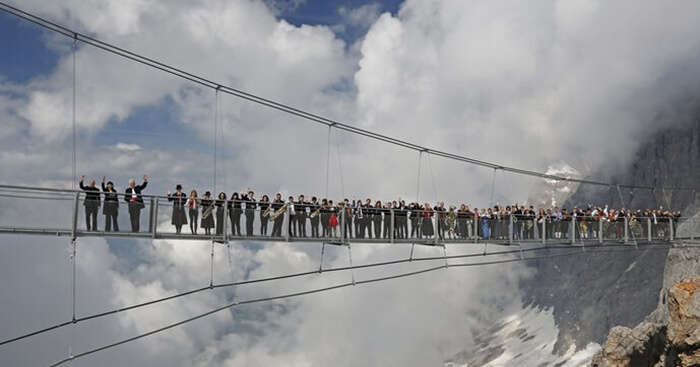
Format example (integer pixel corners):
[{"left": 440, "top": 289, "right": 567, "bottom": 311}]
[{"left": 0, "top": 185, "right": 695, "bottom": 246}]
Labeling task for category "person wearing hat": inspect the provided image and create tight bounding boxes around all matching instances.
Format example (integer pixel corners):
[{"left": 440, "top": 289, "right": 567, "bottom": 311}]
[
  {"left": 101, "top": 176, "right": 119, "bottom": 232},
  {"left": 167, "top": 184, "right": 188, "bottom": 235}
]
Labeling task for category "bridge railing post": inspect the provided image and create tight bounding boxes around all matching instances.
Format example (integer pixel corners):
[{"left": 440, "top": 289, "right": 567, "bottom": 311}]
[
  {"left": 624, "top": 217, "right": 629, "bottom": 244},
  {"left": 151, "top": 197, "right": 158, "bottom": 239},
  {"left": 223, "top": 200, "right": 228, "bottom": 243},
  {"left": 691, "top": 217, "right": 695, "bottom": 242},
  {"left": 433, "top": 213, "right": 439, "bottom": 245},
  {"left": 509, "top": 214, "right": 513, "bottom": 245},
  {"left": 669, "top": 218, "right": 674, "bottom": 242},
  {"left": 341, "top": 206, "right": 346, "bottom": 243},
  {"left": 542, "top": 218, "right": 546, "bottom": 245},
  {"left": 71, "top": 192, "right": 80, "bottom": 239},
  {"left": 473, "top": 214, "right": 478, "bottom": 243},
  {"left": 390, "top": 209, "right": 395, "bottom": 244},
  {"left": 647, "top": 217, "right": 652, "bottom": 242},
  {"left": 284, "top": 205, "right": 290, "bottom": 242},
  {"left": 571, "top": 216, "right": 576, "bottom": 245}
]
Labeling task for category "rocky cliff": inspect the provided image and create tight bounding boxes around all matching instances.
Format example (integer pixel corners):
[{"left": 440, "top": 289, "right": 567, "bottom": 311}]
[
  {"left": 566, "top": 117, "right": 700, "bottom": 213},
  {"left": 591, "top": 248, "right": 700, "bottom": 367}
]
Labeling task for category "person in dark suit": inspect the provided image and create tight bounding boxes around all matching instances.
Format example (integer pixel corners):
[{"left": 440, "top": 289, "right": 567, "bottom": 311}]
[
  {"left": 216, "top": 192, "right": 227, "bottom": 236},
  {"left": 270, "top": 193, "right": 285, "bottom": 237},
  {"left": 101, "top": 176, "right": 119, "bottom": 232},
  {"left": 309, "top": 196, "right": 320, "bottom": 238},
  {"left": 168, "top": 184, "right": 188, "bottom": 234},
  {"left": 287, "top": 196, "right": 296, "bottom": 237},
  {"left": 241, "top": 190, "right": 256, "bottom": 236},
  {"left": 229, "top": 192, "right": 242, "bottom": 236},
  {"left": 79, "top": 176, "right": 101, "bottom": 231},
  {"left": 200, "top": 191, "right": 215, "bottom": 235},
  {"left": 259, "top": 194, "right": 270, "bottom": 236},
  {"left": 124, "top": 175, "right": 148, "bottom": 232},
  {"left": 295, "top": 195, "right": 307, "bottom": 237}
]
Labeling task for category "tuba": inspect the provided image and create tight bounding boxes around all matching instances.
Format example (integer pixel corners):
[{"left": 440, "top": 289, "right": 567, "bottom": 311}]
[{"left": 270, "top": 202, "right": 288, "bottom": 220}]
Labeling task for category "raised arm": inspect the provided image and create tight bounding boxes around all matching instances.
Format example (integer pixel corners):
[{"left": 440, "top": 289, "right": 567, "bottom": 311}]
[
  {"left": 137, "top": 175, "right": 148, "bottom": 190},
  {"left": 79, "top": 175, "right": 86, "bottom": 190}
]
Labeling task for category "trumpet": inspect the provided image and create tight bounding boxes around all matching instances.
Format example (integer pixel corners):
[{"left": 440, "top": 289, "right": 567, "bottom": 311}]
[{"left": 270, "top": 202, "right": 288, "bottom": 220}]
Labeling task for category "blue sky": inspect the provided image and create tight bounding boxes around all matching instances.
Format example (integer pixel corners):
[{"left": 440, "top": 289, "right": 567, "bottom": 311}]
[{"left": 0, "top": 0, "right": 400, "bottom": 176}]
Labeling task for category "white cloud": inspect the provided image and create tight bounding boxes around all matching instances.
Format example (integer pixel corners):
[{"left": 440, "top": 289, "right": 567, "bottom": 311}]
[{"left": 3, "top": 0, "right": 700, "bottom": 365}]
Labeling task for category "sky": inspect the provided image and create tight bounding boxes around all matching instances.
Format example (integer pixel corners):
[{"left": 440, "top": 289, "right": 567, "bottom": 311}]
[{"left": 2, "top": 0, "right": 700, "bottom": 366}]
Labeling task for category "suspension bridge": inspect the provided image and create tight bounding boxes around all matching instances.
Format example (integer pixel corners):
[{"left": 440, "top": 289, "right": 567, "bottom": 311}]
[{"left": 1, "top": 2, "right": 700, "bottom": 367}]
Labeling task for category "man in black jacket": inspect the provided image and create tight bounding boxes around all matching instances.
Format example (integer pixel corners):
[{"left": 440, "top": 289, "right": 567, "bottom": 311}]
[
  {"left": 79, "top": 176, "right": 101, "bottom": 231},
  {"left": 270, "top": 193, "right": 284, "bottom": 237},
  {"left": 125, "top": 175, "right": 148, "bottom": 232},
  {"left": 241, "top": 190, "right": 256, "bottom": 237},
  {"left": 295, "top": 195, "right": 307, "bottom": 237}
]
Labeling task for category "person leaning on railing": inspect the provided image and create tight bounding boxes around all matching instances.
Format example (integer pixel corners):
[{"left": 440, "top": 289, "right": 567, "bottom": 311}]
[
  {"left": 124, "top": 175, "right": 148, "bottom": 233},
  {"left": 101, "top": 176, "right": 119, "bottom": 232},
  {"left": 79, "top": 176, "right": 101, "bottom": 231}
]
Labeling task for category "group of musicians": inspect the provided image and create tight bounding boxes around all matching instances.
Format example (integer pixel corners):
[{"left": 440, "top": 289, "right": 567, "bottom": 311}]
[{"left": 78, "top": 177, "right": 682, "bottom": 241}]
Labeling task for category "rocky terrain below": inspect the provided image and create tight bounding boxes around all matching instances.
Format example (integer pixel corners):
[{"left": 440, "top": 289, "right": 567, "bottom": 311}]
[{"left": 591, "top": 247, "right": 700, "bottom": 366}]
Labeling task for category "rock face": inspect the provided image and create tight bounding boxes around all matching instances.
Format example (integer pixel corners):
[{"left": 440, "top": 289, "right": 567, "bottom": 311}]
[
  {"left": 566, "top": 117, "right": 700, "bottom": 214},
  {"left": 591, "top": 248, "right": 700, "bottom": 367}
]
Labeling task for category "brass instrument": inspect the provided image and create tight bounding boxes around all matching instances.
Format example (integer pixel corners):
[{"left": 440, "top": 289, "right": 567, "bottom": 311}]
[
  {"left": 447, "top": 207, "right": 457, "bottom": 236},
  {"left": 310, "top": 207, "right": 321, "bottom": 218},
  {"left": 202, "top": 203, "right": 214, "bottom": 219},
  {"left": 262, "top": 205, "right": 272, "bottom": 217},
  {"left": 270, "top": 202, "right": 288, "bottom": 220}
]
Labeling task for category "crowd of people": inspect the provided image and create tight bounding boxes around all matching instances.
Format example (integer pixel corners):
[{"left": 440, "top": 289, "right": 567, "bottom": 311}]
[{"left": 78, "top": 177, "right": 683, "bottom": 241}]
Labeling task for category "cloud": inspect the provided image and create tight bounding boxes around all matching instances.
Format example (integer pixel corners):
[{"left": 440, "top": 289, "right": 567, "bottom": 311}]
[{"left": 3, "top": 0, "right": 700, "bottom": 366}]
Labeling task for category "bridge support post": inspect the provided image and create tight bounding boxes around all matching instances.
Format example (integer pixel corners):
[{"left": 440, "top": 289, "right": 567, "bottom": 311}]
[
  {"left": 152, "top": 198, "right": 158, "bottom": 239},
  {"left": 624, "top": 217, "right": 629, "bottom": 244},
  {"left": 390, "top": 209, "right": 395, "bottom": 244},
  {"left": 508, "top": 214, "right": 513, "bottom": 245},
  {"left": 71, "top": 192, "right": 80, "bottom": 240},
  {"left": 647, "top": 217, "right": 652, "bottom": 242}
]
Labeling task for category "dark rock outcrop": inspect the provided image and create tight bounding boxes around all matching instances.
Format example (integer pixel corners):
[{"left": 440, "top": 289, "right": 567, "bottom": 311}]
[{"left": 591, "top": 248, "right": 700, "bottom": 367}]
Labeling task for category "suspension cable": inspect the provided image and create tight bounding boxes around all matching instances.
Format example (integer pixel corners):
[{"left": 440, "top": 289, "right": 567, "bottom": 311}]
[
  {"left": 0, "top": 2, "right": 694, "bottom": 192},
  {"left": 47, "top": 244, "right": 681, "bottom": 367},
  {"left": 325, "top": 125, "right": 331, "bottom": 198},
  {"left": 213, "top": 88, "right": 219, "bottom": 193},
  {"left": 489, "top": 168, "right": 497, "bottom": 208},
  {"left": 71, "top": 34, "right": 77, "bottom": 190}
]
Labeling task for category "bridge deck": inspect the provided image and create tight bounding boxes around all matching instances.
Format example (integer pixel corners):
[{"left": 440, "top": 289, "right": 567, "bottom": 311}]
[{"left": 0, "top": 225, "right": 693, "bottom": 247}]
